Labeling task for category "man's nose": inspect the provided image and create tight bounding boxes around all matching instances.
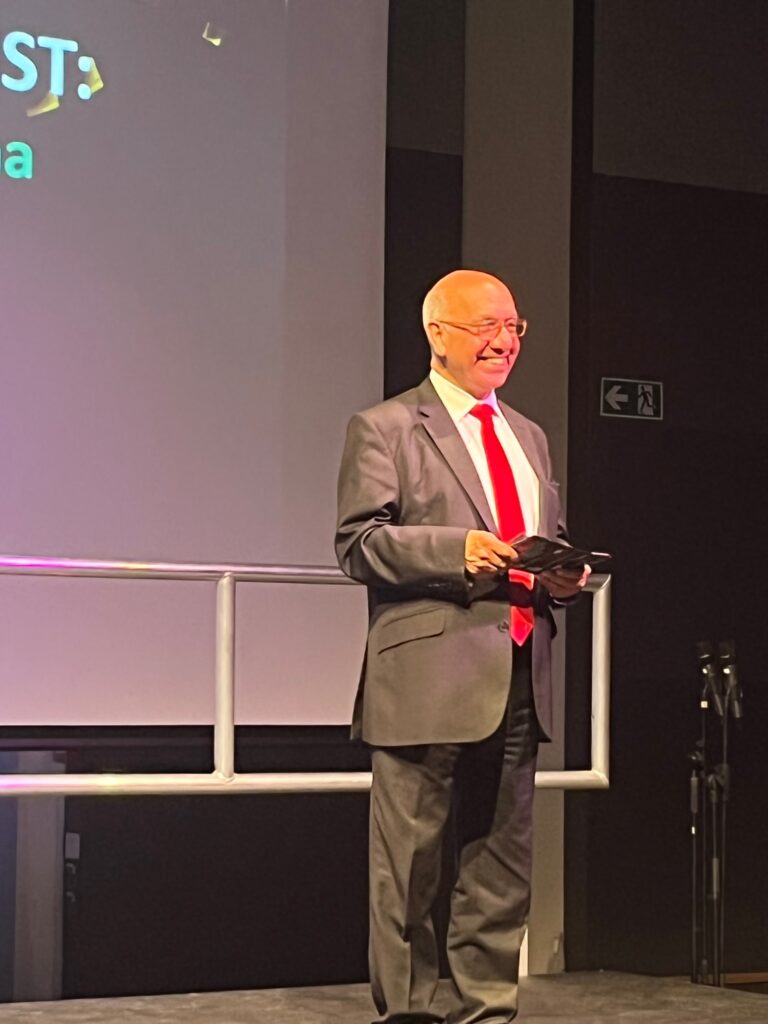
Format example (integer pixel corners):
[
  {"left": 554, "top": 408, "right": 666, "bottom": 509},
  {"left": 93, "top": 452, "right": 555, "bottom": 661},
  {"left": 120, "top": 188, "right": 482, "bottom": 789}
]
[{"left": 490, "top": 326, "right": 516, "bottom": 350}]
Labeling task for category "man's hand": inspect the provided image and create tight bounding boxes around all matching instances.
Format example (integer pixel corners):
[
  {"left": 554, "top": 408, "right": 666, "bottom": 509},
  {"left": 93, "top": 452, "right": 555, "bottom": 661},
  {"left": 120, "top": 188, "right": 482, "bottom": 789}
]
[
  {"left": 464, "top": 530, "right": 518, "bottom": 575},
  {"left": 538, "top": 563, "right": 591, "bottom": 600}
]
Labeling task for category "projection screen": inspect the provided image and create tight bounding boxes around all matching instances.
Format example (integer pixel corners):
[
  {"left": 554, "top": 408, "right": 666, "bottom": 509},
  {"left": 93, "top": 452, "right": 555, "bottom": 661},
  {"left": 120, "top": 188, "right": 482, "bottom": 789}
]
[{"left": 0, "top": 0, "right": 387, "bottom": 725}]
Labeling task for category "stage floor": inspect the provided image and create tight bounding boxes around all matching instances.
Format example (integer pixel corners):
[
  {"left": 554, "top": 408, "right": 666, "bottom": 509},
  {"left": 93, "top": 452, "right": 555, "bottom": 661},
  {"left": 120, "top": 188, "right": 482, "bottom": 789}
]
[{"left": 0, "top": 972, "right": 765, "bottom": 1023}]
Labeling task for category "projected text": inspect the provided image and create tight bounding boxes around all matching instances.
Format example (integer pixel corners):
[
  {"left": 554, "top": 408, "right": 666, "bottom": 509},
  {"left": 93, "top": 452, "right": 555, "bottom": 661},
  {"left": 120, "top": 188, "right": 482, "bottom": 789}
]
[{"left": 1, "top": 31, "right": 96, "bottom": 100}]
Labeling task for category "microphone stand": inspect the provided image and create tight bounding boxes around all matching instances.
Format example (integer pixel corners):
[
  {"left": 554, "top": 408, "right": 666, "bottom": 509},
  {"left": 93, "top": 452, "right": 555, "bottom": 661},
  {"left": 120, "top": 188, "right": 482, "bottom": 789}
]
[
  {"left": 690, "top": 641, "right": 743, "bottom": 988},
  {"left": 707, "top": 762, "right": 722, "bottom": 986},
  {"left": 714, "top": 640, "right": 742, "bottom": 988},
  {"left": 688, "top": 748, "right": 704, "bottom": 983},
  {"left": 691, "top": 642, "right": 721, "bottom": 985}
]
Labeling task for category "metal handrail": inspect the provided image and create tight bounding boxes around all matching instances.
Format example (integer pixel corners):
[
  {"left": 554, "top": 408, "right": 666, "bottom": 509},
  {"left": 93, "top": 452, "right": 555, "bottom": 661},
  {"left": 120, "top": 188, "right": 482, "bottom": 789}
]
[
  {"left": 0, "top": 555, "right": 610, "bottom": 796},
  {"left": 0, "top": 554, "right": 353, "bottom": 583}
]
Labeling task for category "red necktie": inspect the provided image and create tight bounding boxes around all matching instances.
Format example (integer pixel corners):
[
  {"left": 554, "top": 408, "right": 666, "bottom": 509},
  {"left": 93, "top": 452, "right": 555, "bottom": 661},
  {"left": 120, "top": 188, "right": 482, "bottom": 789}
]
[{"left": 470, "top": 403, "right": 534, "bottom": 645}]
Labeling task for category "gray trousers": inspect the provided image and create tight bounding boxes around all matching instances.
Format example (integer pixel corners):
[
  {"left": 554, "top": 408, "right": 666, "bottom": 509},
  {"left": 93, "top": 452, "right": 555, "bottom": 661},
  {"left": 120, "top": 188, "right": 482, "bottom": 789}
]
[{"left": 369, "top": 646, "right": 539, "bottom": 1024}]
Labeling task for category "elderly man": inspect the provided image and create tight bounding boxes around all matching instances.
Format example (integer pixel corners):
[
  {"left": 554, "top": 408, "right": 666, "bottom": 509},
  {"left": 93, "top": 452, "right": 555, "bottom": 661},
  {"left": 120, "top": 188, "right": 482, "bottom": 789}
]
[{"left": 336, "top": 270, "right": 587, "bottom": 1024}]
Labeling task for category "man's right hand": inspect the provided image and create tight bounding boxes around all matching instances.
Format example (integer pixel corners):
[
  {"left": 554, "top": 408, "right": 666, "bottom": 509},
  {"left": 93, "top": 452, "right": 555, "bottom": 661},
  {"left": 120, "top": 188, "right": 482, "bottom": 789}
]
[{"left": 464, "top": 530, "right": 518, "bottom": 575}]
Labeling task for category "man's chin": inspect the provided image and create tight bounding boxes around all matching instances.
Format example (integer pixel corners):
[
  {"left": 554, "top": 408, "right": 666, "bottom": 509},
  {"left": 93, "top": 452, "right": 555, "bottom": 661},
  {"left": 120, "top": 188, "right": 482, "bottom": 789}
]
[{"left": 476, "top": 362, "right": 513, "bottom": 385}]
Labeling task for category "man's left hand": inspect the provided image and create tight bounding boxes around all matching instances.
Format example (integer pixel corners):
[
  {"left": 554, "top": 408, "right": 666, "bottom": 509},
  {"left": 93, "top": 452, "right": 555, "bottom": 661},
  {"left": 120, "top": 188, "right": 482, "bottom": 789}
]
[{"left": 538, "top": 563, "right": 591, "bottom": 600}]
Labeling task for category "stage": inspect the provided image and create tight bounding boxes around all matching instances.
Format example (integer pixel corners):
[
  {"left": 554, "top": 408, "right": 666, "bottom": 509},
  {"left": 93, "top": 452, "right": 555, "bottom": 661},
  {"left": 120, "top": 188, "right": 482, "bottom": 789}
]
[{"left": 0, "top": 973, "right": 764, "bottom": 1023}]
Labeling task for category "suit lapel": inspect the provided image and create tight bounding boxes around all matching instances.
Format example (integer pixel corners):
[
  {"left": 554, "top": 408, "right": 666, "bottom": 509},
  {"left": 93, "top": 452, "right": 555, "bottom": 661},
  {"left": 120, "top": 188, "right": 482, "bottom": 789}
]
[
  {"left": 498, "top": 399, "right": 556, "bottom": 537},
  {"left": 415, "top": 380, "right": 495, "bottom": 530},
  {"left": 497, "top": 401, "right": 548, "bottom": 483}
]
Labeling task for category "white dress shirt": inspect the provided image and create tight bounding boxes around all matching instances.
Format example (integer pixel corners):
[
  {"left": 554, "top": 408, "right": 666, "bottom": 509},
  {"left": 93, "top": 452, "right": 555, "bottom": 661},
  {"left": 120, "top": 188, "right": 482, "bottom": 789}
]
[{"left": 429, "top": 369, "right": 540, "bottom": 536}]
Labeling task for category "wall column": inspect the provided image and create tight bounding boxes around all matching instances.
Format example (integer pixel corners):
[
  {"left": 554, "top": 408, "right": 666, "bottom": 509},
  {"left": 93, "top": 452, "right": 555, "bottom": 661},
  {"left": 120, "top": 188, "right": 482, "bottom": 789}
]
[{"left": 463, "top": 0, "right": 574, "bottom": 975}]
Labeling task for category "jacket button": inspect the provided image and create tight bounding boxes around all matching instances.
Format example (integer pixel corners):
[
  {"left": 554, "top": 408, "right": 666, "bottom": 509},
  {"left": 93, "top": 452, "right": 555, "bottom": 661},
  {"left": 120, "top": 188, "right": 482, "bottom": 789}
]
[{"left": 498, "top": 622, "right": 509, "bottom": 632}]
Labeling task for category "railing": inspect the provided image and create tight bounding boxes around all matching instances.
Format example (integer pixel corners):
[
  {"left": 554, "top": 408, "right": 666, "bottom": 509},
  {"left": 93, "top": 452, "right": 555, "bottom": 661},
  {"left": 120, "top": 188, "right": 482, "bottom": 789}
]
[{"left": 0, "top": 556, "right": 611, "bottom": 796}]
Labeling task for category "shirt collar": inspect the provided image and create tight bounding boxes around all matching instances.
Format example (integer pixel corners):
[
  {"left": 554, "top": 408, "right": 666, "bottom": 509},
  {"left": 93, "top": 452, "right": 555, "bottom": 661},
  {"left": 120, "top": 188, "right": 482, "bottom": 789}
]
[{"left": 429, "top": 368, "right": 499, "bottom": 425}]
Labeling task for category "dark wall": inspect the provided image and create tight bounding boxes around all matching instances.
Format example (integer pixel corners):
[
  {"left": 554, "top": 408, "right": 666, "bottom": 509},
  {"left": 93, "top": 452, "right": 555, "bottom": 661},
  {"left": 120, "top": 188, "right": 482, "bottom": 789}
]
[
  {"left": 384, "top": 0, "right": 464, "bottom": 398},
  {"left": 61, "top": 733, "right": 369, "bottom": 997},
  {"left": 0, "top": 754, "right": 18, "bottom": 1002},
  {"left": 592, "top": 0, "right": 768, "bottom": 196},
  {"left": 385, "top": 147, "right": 463, "bottom": 397},
  {"left": 565, "top": 0, "right": 768, "bottom": 974}
]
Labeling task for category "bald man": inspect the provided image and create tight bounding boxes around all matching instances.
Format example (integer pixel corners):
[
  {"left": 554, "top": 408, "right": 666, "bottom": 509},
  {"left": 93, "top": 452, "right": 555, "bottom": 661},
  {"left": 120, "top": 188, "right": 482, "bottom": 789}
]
[{"left": 336, "top": 271, "right": 587, "bottom": 1024}]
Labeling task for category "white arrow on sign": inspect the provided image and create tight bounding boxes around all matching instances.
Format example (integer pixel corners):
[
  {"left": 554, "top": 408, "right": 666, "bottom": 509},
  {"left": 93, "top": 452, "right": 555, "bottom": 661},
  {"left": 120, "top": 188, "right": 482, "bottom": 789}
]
[{"left": 605, "top": 384, "right": 628, "bottom": 411}]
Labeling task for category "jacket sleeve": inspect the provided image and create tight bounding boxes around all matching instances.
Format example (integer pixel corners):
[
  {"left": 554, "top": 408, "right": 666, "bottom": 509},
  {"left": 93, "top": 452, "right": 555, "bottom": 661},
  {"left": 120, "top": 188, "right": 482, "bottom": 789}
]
[{"left": 335, "top": 411, "right": 469, "bottom": 594}]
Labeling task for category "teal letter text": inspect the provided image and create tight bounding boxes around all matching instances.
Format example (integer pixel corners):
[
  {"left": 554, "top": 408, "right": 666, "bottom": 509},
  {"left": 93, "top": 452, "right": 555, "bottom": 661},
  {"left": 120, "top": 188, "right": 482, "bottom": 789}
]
[
  {"left": 4, "top": 142, "right": 34, "bottom": 179},
  {"left": 1, "top": 31, "right": 38, "bottom": 92}
]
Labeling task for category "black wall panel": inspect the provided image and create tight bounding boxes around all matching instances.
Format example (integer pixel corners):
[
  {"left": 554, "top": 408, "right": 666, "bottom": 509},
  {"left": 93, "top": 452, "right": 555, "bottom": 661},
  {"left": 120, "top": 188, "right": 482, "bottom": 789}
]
[
  {"left": 385, "top": 147, "right": 463, "bottom": 398},
  {"left": 566, "top": 3, "right": 768, "bottom": 974},
  {"left": 61, "top": 733, "right": 370, "bottom": 997}
]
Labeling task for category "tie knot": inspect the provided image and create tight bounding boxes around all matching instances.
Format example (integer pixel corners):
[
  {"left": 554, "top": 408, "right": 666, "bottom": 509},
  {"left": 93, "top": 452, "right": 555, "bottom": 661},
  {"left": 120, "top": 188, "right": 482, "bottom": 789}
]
[{"left": 470, "top": 403, "right": 495, "bottom": 424}]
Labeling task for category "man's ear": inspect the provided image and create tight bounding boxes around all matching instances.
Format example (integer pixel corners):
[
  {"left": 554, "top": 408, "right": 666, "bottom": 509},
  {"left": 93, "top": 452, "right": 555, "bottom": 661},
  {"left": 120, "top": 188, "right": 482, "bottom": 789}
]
[{"left": 426, "top": 322, "right": 447, "bottom": 358}]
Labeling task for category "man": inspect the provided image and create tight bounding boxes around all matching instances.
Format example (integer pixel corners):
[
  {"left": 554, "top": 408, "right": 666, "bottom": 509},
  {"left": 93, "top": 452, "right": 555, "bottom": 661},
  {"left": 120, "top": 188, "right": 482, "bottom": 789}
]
[{"left": 336, "top": 270, "right": 587, "bottom": 1024}]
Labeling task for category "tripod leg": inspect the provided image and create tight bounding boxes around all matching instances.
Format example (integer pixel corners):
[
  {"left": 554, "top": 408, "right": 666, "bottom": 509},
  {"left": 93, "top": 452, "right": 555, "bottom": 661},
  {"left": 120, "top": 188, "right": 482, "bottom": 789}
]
[
  {"left": 690, "top": 771, "right": 700, "bottom": 983},
  {"left": 709, "top": 780, "right": 720, "bottom": 986}
]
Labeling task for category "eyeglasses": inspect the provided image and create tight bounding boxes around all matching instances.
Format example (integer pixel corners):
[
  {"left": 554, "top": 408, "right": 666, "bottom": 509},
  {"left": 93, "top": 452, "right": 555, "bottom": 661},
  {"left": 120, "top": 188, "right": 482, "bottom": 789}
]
[{"left": 436, "top": 318, "right": 528, "bottom": 340}]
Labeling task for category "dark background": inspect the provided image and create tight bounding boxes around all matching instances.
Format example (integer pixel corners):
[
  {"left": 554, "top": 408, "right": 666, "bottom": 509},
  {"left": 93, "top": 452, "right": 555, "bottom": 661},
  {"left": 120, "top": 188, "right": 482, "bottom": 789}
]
[
  {"left": 2, "top": 0, "right": 766, "bottom": 998},
  {"left": 565, "top": 0, "right": 768, "bottom": 974}
]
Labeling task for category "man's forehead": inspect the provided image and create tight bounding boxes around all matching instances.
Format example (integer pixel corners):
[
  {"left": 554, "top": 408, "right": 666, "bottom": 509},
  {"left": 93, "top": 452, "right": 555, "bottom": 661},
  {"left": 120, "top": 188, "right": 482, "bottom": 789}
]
[{"left": 448, "top": 278, "right": 517, "bottom": 316}]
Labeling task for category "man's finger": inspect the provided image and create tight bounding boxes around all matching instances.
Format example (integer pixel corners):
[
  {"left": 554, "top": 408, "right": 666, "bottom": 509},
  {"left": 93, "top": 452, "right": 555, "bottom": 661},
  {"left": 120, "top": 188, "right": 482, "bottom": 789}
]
[
  {"left": 555, "top": 568, "right": 583, "bottom": 581},
  {"left": 491, "top": 539, "right": 517, "bottom": 559},
  {"left": 485, "top": 550, "right": 506, "bottom": 568}
]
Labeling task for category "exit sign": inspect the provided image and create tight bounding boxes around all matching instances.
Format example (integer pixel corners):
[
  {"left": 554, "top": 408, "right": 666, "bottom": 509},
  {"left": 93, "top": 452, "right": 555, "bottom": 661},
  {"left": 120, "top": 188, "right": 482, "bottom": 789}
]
[{"left": 600, "top": 378, "right": 663, "bottom": 420}]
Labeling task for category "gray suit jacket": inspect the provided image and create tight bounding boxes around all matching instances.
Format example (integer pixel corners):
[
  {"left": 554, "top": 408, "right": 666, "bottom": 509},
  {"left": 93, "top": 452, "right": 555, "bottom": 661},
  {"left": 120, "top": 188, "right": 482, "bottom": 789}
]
[{"left": 335, "top": 377, "right": 567, "bottom": 746}]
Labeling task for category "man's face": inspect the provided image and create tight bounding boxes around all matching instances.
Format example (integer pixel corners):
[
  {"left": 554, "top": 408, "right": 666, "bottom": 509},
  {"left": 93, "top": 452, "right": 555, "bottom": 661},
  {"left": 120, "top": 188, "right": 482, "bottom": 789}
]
[{"left": 428, "top": 278, "right": 522, "bottom": 399}]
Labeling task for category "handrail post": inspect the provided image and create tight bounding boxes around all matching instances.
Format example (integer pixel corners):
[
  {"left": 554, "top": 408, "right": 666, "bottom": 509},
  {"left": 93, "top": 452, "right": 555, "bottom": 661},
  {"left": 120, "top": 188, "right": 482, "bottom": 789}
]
[
  {"left": 591, "top": 575, "right": 611, "bottom": 785},
  {"left": 214, "top": 573, "right": 236, "bottom": 779}
]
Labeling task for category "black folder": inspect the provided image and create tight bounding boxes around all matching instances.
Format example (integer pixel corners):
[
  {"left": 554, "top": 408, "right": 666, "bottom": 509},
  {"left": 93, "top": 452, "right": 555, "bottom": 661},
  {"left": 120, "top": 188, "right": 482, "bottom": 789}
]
[{"left": 511, "top": 535, "right": 612, "bottom": 574}]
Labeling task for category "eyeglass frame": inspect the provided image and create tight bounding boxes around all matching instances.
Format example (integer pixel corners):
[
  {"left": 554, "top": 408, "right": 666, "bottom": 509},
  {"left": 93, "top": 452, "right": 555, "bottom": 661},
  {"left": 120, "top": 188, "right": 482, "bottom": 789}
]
[{"left": 434, "top": 318, "right": 528, "bottom": 340}]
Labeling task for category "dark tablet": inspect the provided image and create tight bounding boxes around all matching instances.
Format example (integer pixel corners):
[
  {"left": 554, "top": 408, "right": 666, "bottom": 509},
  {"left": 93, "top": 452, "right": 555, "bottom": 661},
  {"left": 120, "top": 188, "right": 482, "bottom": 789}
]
[{"left": 511, "top": 535, "right": 612, "bottom": 574}]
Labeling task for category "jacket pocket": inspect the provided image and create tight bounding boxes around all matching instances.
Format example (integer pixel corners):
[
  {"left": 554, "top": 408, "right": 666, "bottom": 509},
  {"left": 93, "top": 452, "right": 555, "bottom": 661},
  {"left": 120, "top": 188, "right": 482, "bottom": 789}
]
[{"left": 375, "top": 608, "right": 446, "bottom": 653}]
